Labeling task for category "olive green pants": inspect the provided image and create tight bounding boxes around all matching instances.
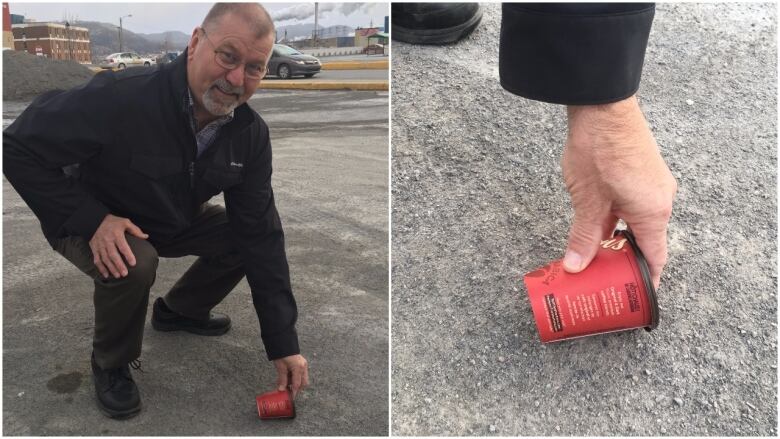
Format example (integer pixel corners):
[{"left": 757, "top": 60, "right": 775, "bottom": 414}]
[{"left": 53, "top": 204, "right": 245, "bottom": 369}]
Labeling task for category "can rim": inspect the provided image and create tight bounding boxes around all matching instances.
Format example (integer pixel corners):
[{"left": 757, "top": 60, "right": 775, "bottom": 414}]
[
  {"left": 618, "top": 229, "right": 660, "bottom": 330},
  {"left": 287, "top": 388, "right": 297, "bottom": 419}
]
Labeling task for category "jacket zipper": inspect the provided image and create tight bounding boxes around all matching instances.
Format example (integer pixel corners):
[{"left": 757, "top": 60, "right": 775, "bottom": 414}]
[{"left": 189, "top": 161, "right": 195, "bottom": 188}]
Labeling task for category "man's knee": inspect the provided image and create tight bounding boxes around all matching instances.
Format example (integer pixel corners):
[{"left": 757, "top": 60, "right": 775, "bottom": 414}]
[{"left": 120, "top": 235, "right": 159, "bottom": 287}]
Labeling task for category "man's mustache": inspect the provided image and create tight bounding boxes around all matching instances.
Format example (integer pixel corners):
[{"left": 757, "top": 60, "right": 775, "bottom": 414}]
[{"left": 212, "top": 78, "right": 244, "bottom": 96}]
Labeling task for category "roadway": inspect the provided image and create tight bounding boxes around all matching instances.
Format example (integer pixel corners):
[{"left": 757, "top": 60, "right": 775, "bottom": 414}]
[{"left": 265, "top": 68, "right": 388, "bottom": 81}]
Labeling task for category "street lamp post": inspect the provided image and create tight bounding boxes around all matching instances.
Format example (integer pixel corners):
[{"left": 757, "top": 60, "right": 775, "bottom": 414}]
[
  {"left": 65, "top": 21, "right": 73, "bottom": 61},
  {"left": 119, "top": 14, "right": 132, "bottom": 52}
]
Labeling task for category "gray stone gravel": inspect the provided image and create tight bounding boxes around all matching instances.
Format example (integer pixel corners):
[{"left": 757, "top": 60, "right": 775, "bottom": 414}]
[
  {"left": 391, "top": 3, "right": 776, "bottom": 436},
  {"left": 3, "top": 50, "right": 95, "bottom": 100}
]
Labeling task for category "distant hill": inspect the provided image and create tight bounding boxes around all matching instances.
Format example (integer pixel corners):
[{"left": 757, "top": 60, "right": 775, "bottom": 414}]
[
  {"left": 24, "top": 20, "right": 358, "bottom": 62},
  {"left": 40, "top": 20, "right": 189, "bottom": 61},
  {"left": 136, "top": 31, "right": 191, "bottom": 51}
]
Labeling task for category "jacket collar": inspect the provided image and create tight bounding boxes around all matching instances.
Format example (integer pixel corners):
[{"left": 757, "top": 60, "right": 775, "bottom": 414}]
[{"left": 168, "top": 48, "right": 254, "bottom": 132}]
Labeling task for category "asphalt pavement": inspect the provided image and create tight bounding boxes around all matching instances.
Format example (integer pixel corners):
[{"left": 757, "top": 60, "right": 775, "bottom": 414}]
[
  {"left": 3, "top": 89, "right": 389, "bottom": 435},
  {"left": 391, "top": 3, "right": 776, "bottom": 436}
]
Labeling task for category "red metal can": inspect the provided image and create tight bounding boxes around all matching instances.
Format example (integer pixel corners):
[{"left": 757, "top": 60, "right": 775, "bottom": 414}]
[
  {"left": 523, "top": 230, "right": 659, "bottom": 342},
  {"left": 256, "top": 389, "right": 296, "bottom": 419}
]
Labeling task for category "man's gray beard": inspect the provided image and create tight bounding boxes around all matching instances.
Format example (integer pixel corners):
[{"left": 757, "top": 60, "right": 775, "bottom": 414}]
[{"left": 201, "top": 87, "right": 240, "bottom": 116}]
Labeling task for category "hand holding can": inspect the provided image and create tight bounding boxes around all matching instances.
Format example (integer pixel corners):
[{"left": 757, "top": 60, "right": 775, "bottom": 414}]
[
  {"left": 524, "top": 230, "right": 659, "bottom": 342},
  {"left": 256, "top": 388, "right": 296, "bottom": 420}
]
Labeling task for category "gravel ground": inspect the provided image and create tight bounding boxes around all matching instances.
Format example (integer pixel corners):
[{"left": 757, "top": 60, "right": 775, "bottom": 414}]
[
  {"left": 391, "top": 3, "right": 776, "bottom": 436},
  {"left": 2, "top": 50, "right": 95, "bottom": 100}
]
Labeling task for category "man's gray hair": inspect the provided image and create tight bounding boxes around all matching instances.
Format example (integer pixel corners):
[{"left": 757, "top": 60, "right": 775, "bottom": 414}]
[{"left": 202, "top": 3, "right": 275, "bottom": 39}]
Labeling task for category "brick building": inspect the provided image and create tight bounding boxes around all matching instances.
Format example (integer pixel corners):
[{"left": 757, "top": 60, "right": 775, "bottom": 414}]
[
  {"left": 12, "top": 22, "right": 91, "bottom": 63},
  {"left": 2, "top": 3, "right": 13, "bottom": 49},
  {"left": 354, "top": 27, "right": 381, "bottom": 48}
]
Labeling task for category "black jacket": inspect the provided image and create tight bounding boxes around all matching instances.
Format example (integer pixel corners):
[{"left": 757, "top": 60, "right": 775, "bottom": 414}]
[
  {"left": 500, "top": 3, "right": 655, "bottom": 105},
  {"left": 3, "top": 52, "right": 298, "bottom": 360}
]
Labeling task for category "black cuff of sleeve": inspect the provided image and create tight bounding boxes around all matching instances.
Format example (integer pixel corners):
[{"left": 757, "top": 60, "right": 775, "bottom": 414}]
[
  {"left": 263, "top": 328, "right": 300, "bottom": 361},
  {"left": 62, "top": 197, "right": 110, "bottom": 241},
  {"left": 499, "top": 3, "right": 655, "bottom": 105}
]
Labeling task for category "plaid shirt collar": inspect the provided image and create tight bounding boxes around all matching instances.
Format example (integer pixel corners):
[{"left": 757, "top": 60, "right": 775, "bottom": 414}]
[{"left": 185, "top": 87, "right": 234, "bottom": 156}]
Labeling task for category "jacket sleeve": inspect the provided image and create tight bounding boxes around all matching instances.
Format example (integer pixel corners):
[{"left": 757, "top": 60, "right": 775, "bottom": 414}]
[
  {"left": 499, "top": 3, "right": 655, "bottom": 105},
  {"left": 224, "top": 123, "right": 299, "bottom": 361},
  {"left": 3, "top": 73, "right": 117, "bottom": 243}
]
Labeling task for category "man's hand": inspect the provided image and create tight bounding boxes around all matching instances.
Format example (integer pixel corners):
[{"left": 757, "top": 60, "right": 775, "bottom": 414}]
[
  {"left": 273, "top": 354, "right": 309, "bottom": 398},
  {"left": 88, "top": 214, "right": 148, "bottom": 279},
  {"left": 562, "top": 95, "right": 677, "bottom": 289}
]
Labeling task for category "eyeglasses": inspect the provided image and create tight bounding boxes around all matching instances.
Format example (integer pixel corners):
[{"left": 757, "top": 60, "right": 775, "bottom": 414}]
[{"left": 200, "top": 28, "right": 268, "bottom": 80}]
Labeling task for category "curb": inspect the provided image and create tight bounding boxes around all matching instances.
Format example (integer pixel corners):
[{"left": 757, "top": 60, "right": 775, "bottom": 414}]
[
  {"left": 258, "top": 80, "right": 388, "bottom": 91},
  {"left": 322, "top": 60, "right": 388, "bottom": 70},
  {"left": 89, "top": 67, "right": 388, "bottom": 91},
  {"left": 90, "top": 60, "right": 389, "bottom": 73}
]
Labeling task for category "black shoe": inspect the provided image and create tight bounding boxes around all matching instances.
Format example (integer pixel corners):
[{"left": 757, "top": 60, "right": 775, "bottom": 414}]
[
  {"left": 91, "top": 353, "right": 142, "bottom": 419},
  {"left": 151, "top": 297, "right": 231, "bottom": 336},
  {"left": 392, "top": 3, "right": 483, "bottom": 44}
]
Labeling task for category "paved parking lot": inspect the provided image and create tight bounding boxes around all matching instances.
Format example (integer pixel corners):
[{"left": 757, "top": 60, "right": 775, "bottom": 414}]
[{"left": 3, "top": 89, "right": 389, "bottom": 435}]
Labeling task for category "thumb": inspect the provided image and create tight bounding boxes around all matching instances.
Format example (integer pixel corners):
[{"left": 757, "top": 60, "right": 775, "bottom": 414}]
[
  {"left": 126, "top": 222, "right": 148, "bottom": 239},
  {"left": 564, "top": 215, "right": 606, "bottom": 273}
]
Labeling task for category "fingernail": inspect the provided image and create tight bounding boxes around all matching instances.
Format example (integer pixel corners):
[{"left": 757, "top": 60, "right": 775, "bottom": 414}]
[{"left": 563, "top": 250, "right": 583, "bottom": 272}]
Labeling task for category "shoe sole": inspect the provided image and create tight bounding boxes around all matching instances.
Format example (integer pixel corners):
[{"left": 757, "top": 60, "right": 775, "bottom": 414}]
[
  {"left": 96, "top": 399, "right": 142, "bottom": 420},
  {"left": 392, "top": 5, "right": 483, "bottom": 44},
  {"left": 152, "top": 319, "right": 231, "bottom": 336}
]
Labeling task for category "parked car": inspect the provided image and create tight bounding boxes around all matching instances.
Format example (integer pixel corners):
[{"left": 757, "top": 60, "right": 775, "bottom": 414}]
[
  {"left": 155, "top": 51, "right": 181, "bottom": 65},
  {"left": 99, "top": 52, "right": 154, "bottom": 69},
  {"left": 267, "top": 44, "right": 321, "bottom": 79}
]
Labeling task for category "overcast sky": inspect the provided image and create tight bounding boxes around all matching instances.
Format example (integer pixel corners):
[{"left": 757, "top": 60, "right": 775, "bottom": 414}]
[{"left": 8, "top": 2, "right": 389, "bottom": 34}]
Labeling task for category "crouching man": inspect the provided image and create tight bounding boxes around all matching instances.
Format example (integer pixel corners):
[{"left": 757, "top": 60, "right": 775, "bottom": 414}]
[{"left": 3, "top": 3, "right": 309, "bottom": 419}]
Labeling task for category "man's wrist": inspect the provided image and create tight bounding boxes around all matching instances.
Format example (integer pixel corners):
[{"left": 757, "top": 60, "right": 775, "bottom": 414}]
[
  {"left": 565, "top": 94, "right": 652, "bottom": 157},
  {"left": 567, "top": 95, "right": 639, "bottom": 129}
]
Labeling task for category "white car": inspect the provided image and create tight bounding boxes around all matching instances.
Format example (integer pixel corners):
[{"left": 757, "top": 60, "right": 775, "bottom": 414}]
[{"left": 99, "top": 52, "right": 154, "bottom": 69}]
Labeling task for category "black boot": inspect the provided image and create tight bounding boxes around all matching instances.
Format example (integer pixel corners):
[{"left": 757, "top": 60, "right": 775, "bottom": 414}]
[
  {"left": 391, "top": 3, "right": 483, "bottom": 44},
  {"left": 91, "top": 353, "right": 142, "bottom": 419},
  {"left": 151, "top": 297, "right": 231, "bottom": 336}
]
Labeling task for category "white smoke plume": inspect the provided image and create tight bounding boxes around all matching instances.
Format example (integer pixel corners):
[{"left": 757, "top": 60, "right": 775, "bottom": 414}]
[
  {"left": 271, "top": 3, "right": 377, "bottom": 23},
  {"left": 271, "top": 4, "right": 316, "bottom": 22}
]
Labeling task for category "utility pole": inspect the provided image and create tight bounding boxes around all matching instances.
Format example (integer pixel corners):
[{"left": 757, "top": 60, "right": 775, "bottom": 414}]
[
  {"left": 119, "top": 14, "right": 131, "bottom": 52},
  {"left": 313, "top": 2, "right": 318, "bottom": 46}
]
